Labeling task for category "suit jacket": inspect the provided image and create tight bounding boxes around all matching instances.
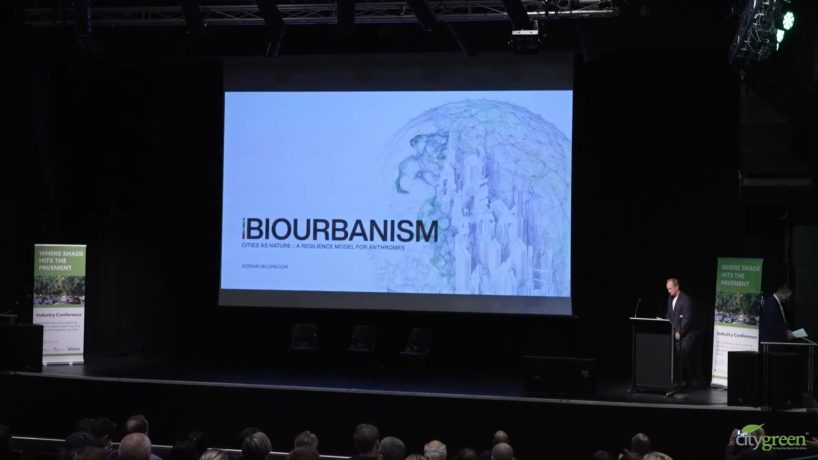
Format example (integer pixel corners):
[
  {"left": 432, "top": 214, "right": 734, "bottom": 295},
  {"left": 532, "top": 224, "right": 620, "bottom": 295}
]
[
  {"left": 759, "top": 294, "right": 789, "bottom": 343},
  {"left": 665, "top": 291, "right": 696, "bottom": 342}
]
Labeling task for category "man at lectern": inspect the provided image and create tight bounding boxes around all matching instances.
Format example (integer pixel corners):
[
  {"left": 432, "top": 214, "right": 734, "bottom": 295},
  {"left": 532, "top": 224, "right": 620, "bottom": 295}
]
[
  {"left": 759, "top": 286, "right": 794, "bottom": 343},
  {"left": 665, "top": 278, "right": 697, "bottom": 389}
]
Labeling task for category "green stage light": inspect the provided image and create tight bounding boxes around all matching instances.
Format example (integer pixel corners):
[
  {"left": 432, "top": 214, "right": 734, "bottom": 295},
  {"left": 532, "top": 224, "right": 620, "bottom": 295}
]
[
  {"left": 782, "top": 11, "right": 795, "bottom": 30},
  {"left": 776, "top": 29, "right": 785, "bottom": 44}
]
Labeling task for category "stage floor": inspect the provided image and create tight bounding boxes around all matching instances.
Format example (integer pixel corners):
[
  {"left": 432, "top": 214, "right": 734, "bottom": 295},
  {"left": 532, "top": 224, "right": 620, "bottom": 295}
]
[{"left": 26, "top": 355, "right": 735, "bottom": 409}]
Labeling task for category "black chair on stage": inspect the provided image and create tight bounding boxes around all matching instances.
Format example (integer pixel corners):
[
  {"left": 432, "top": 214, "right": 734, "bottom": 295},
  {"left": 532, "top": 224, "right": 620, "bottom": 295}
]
[
  {"left": 288, "top": 323, "right": 318, "bottom": 368},
  {"left": 399, "top": 328, "right": 432, "bottom": 373},
  {"left": 347, "top": 324, "right": 377, "bottom": 354},
  {"left": 345, "top": 325, "right": 377, "bottom": 375},
  {"left": 290, "top": 323, "right": 317, "bottom": 351}
]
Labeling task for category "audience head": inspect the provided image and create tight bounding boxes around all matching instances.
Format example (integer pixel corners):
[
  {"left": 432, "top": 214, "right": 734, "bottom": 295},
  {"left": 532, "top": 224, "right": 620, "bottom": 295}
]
[
  {"left": 199, "top": 449, "right": 229, "bottom": 460},
  {"left": 186, "top": 432, "right": 209, "bottom": 458},
  {"left": 380, "top": 437, "right": 405, "bottom": 460},
  {"left": 64, "top": 432, "right": 99, "bottom": 449},
  {"left": 92, "top": 419, "right": 118, "bottom": 446},
  {"left": 293, "top": 431, "right": 318, "bottom": 450},
  {"left": 119, "top": 433, "right": 152, "bottom": 460},
  {"left": 630, "top": 433, "right": 651, "bottom": 457},
  {"left": 60, "top": 431, "right": 100, "bottom": 460},
  {"left": 642, "top": 453, "right": 672, "bottom": 460},
  {"left": 453, "top": 448, "right": 477, "bottom": 460},
  {"left": 591, "top": 451, "right": 613, "bottom": 460},
  {"left": 73, "top": 447, "right": 106, "bottom": 460},
  {"left": 241, "top": 432, "right": 272, "bottom": 460},
  {"left": 492, "top": 432, "right": 509, "bottom": 446},
  {"left": 238, "top": 428, "right": 261, "bottom": 448},
  {"left": 424, "top": 440, "right": 447, "bottom": 460},
  {"left": 169, "top": 439, "right": 197, "bottom": 460},
  {"left": 490, "top": 443, "right": 512, "bottom": 460},
  {"left": 75, "top": 419, "right": 96, "bottom": 435},
  {"left": 776, "top": 286, "right": 793, "bottom": 302},
  {"left": 124, "top": 416, "right": 149, "bottom": 436},
  {"left": 406, "top": 455, "right": 426, "bottom": 460},
  {"left": 353, "top": 424, "right": 379, "bottom": 456},
  {"left": 287, "top": 447, "right": 319, "bottom": 460}
]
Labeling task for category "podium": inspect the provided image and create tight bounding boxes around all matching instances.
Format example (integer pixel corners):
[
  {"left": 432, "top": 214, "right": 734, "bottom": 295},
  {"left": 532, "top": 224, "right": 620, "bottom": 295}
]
[{"left": 630, "top": 317, "right": 674, "bottom": 393}]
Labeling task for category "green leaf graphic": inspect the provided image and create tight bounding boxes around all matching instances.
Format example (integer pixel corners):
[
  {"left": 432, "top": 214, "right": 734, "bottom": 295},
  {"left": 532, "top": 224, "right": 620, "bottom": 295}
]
[{"left": 741, "top": 424, "right": 764, "bottom": 435}]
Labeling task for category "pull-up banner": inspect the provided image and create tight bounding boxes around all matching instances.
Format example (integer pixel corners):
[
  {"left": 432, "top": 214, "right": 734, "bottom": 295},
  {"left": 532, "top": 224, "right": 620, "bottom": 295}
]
[
  {"left": 711, "top": 257, "right": 763, "bottom": 388},
  {"left": 33, "top": 244, "right": 86, "bottom": 365}
]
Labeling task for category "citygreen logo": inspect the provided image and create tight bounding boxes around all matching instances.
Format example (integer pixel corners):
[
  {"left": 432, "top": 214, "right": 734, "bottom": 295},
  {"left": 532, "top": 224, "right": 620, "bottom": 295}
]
[{"left": 736, "top": 424, "right": 807, "bottom": 451}]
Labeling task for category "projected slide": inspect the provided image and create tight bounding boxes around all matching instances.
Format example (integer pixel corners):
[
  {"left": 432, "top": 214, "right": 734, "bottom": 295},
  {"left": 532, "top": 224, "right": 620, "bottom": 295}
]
[{"left": 221, "top": 91, "right": 572, "bottom": 314}]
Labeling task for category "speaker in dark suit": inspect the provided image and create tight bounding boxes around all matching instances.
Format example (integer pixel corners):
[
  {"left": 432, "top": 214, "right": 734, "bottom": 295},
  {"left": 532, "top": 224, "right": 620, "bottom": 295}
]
[
  {"left": 759, "top": 287, "right": 793, "bottom": 343},
  {"left": 665, "top": 278, "right": 698, "bottom": 387},
  {"left": 728, "top": 351, "right": 761, "bottom": 406}
]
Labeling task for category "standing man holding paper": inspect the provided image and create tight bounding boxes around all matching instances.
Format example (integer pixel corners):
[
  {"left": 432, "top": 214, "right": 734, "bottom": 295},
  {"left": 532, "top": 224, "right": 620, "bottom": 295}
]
[
  {"left": 759, "top": 286, "right": 795, "bottom": 343},
  {"left": 665, "top": 278, "right": 697, "bottom": 389}
]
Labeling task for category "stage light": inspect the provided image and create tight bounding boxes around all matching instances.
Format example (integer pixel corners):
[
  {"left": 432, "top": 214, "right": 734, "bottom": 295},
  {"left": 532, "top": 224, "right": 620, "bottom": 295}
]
[
  {"left": 773, "top": 4, "right": 794, "bottom": 50},
  {"left": 255, "top": 0, "right": 285, "bottom": 57},
  {"left": 180, "top": 0, "right": 205, "bottom": 42},
  {"left": 729, "top": 0, "right": 790, "bottom": 71},
  {"left": 509, "top": 21, "right": 541, "bottom": 54},
  {"left": 781, "top": 10, "right": 794, "bottom": 30},
  {"left": 501, "top": 0, "right": 536, "bottom": 52},
  {"left": 404, "top": 0, "right": 439, "bottom": 31},
  {"left": 555, "top": 0, "right": 572, "bottom": 11}
]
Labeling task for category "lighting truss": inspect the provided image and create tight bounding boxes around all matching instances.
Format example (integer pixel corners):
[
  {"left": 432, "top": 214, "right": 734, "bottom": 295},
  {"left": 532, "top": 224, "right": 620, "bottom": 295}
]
[
  {"left": 729, "top": 0, "right": 782, "bottom": 68},
  {"left": 24, "top": 0, "right": 617, "bottom": 27}
]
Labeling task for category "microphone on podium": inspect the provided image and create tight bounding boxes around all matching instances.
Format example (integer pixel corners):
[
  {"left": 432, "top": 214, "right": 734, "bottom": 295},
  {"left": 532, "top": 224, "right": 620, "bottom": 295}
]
[{"left": 633, "top": 298, "right": 642, "bottom": 318}]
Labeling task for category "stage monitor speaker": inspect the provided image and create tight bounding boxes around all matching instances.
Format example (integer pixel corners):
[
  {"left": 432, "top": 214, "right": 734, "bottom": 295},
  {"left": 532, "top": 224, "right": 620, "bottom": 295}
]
[
  {"left": 767, "top": 351, "right": 806, "bottom": 409},
  {"left": 12, "top": 324, "right": 43, "bottom": 373},
  {"left": 728, "top": 351, "right": 760, "bottom": 406},
  {"left": 522, "top": 355, "right": 595, "bottom": 396}
]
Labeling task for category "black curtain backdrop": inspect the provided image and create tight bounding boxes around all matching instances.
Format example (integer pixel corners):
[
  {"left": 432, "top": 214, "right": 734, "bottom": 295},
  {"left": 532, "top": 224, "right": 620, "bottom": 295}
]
[{"left": 6, "top": 40, "right": 746, "bottom": 381}]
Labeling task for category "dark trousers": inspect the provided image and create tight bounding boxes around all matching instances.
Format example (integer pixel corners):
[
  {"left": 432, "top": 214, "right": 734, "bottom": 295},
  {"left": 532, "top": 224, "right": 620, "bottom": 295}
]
[{"left": 675, "top": 336, "right": 696, "bottom": 386}]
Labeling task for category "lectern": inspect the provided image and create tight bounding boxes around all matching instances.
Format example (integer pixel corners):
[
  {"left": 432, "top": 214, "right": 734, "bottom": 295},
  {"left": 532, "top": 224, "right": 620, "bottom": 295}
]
[{"left": 630, "top": 317, "right": 674, "bottom": 393}]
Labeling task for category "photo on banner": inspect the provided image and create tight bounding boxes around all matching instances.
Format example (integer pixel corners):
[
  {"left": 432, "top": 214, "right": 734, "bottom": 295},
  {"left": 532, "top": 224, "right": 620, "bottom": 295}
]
[
  {"left": 711, "top": 257, "right": 763, "bottom": 388},
  {"left": 33, "top": 244, "right": 87, "bottom": 365}
]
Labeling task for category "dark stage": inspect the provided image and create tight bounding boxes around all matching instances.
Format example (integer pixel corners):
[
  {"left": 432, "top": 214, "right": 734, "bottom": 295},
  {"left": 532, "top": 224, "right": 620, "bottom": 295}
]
[{"left": 13, "top": 357, "right": 736, "bottom": 407}]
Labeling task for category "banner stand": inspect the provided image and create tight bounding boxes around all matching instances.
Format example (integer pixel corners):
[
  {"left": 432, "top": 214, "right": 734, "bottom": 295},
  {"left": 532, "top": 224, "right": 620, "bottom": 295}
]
[
  {"left": 710, "top": 257, "right": 763, "bottom": 388},
  {"left": 33, "top": 244, "right": 87, "bottom": 366}
]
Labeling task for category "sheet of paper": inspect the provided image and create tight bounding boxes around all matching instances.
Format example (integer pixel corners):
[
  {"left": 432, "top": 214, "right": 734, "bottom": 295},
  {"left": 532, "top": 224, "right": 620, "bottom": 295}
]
[{"left": 793, "top": 328, "right": 808, "bottom": 338}]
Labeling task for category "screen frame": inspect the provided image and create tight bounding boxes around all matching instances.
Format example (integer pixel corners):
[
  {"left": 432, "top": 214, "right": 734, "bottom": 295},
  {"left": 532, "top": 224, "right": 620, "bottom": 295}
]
[{"left": 219, "top": 52, "right": 575, "bottom": 316}]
